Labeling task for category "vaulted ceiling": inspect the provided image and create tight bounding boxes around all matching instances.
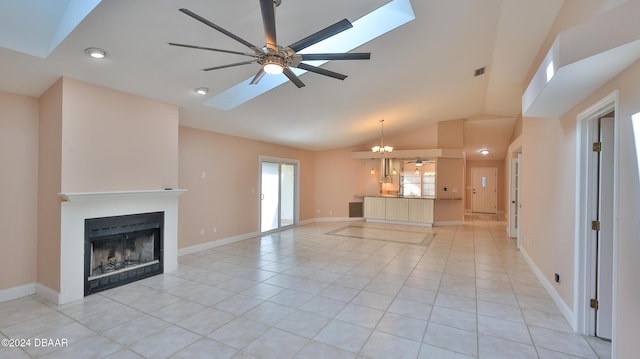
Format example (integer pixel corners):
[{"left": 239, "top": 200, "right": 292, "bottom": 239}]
[{"left": 0, "top": 0, "right": 564, "bottom": 151}]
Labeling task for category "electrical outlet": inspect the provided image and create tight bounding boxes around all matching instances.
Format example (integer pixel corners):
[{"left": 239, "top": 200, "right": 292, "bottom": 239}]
[
  {"left": 200, "top": 229, "right": 205, "bottom": 236},
  {"left": 329, "top": 210, "right": 333, "bottom": 215},
  {"left": 201, "top": 171, "right": 206, "bottom": 179},
  {"left": 212, "top": 227, "right": 217, "bottom": 233}
]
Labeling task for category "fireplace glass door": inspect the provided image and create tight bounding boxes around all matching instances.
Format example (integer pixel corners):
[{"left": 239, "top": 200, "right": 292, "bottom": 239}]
[{"left": 85, "top": 212, "right": 163, "bottom": 295}]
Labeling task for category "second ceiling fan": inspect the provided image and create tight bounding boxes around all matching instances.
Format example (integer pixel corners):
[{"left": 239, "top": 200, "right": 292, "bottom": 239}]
[{"left": 169, "top": 0, "right": 371, "bottom": 88}]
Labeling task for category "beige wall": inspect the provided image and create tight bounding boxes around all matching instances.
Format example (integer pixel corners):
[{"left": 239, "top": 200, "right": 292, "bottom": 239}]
[
  {"left": 610, "top": 59, "right": 640, "bottom": 359},
  {"left": 60, "top": 78, "right": 179, "bottom": 192},
  {"left": 521, "top": 115, "right": 578, "bottom": 308},
  {"left": 34, "top": 77, "right": 180, "bottom": 293},
  {"left": 315, "top": 147, "right": 368, "bottom": 218},
  {"left": 0, "top": 90, "right": 39, "bottom": 291},
  {"left": 438, "top": 119, "right": 464, "bottom": 148},
  {"left": 178, "top": 126, "right": 315, "bottom": 249},
  {"left": 38, "top": 80, "right": 63, "bottom": 292},
  {"left": 516, "top": 1, "right": 640, "bottom": 356},
  {"left": 518, "top": 59, "right": 640, "bottom": 357},
  {"left": 380, "top": 121, "right": 439, "bottom": 150},
  {"left": 434, "top": 157, "right": 464, "bottom": 223}
]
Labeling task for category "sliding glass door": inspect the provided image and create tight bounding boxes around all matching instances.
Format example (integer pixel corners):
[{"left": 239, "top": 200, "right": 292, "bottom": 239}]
[{"left": 260, "top": 158, "right": 298, "bottom": 233}]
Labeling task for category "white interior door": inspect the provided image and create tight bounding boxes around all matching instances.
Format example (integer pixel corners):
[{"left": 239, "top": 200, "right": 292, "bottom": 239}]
[
  {"left": 471, "top": 167, "right": 497, "bottom": 214},
  {"left": 596, "top": 116, "right": 614, "bottom": 340}
]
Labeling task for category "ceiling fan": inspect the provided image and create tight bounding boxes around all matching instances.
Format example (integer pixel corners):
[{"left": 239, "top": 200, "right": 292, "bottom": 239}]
[
  {"left": 169, "top": 0, "right": 371, "bottom": 88},
  {"left": 405, "top": 158, "right": 431, "bottom": 166}
]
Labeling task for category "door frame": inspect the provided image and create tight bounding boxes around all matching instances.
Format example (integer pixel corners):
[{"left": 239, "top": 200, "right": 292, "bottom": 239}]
[
  {"left": 509, "top": 151, "right": 522, "bottom": 249},
  {"left": 258, "top": 156, "right": 300, "bottom": 234},
  {"left": 575, "top": 90, "right": 619, "bottom": 342},
  {"left": 471, "top": 167, "right": 498, "bottom": 214}
]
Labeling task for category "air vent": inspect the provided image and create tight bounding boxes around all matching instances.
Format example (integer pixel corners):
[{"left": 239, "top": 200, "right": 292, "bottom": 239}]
[{"left": 474, "top": 67, "right": 486, "bottom": 77}]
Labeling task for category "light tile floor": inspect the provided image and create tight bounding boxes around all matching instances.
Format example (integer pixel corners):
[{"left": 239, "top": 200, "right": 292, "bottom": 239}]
[{"left": 0, "top": 215, "right": 612, "bottom": 358}]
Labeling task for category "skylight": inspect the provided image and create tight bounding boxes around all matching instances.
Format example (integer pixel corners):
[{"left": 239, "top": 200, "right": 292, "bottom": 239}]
[
  {"left": 0, "top": 0, "right": 102, "bottom": 58},
  {"left": 205, "top": 0, "right": 416, "bottom": 111}
]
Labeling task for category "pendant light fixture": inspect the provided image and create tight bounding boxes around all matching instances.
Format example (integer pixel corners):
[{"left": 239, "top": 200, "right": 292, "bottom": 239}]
[{"left": 371, "top": 119, "right": 393, "bottom": 153}]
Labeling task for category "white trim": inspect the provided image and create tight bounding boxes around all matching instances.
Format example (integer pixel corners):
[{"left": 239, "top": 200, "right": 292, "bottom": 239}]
[
  {"left": 315, "top": 217, "right": 363, "bottom": 223},
  {"left": 575, "top": 90, "right": 619, "bottom": 336},
  {"left": 178, "top": 231, "right": 260, "bottom": 256},
  {"left": 298, "top": 218, "right": 317, "bottom": 226},
  {"left": 258, "top": 156, "right": 300, "bottom": 234},
  {"left": 59, "top": 189, "right": 187, "bottom": 202},
  {"left": 521, "top": 247, "right": 577, "bottom": 331},
  {"left": 365, "top": 218, "right": 433, "bottom": 227},
  {"left": 433, "top": 221, "right": 464, "bottom": 226},
  {"left": 59, "top": 193, "right": 182, "bottom": 304},
  {"left": 35, "top": 283, "right": 60, "bottom": 304},
  {"left": 0, "top": 283, "right": 36, "bottom": 303}
]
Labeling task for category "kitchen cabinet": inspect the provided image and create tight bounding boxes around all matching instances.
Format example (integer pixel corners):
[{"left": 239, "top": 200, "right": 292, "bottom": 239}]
[
  {"left": 363, "top": 196, "right": 434, "bottom": 225},
  {"left": 408, "top": 198, "right": 434, "bottom": 223},
  {"left": 385, "top": 198, "right": 409, "bottom": 221},
  {"left": 363, "top": 197, "right": 386, "bottom": 219}
]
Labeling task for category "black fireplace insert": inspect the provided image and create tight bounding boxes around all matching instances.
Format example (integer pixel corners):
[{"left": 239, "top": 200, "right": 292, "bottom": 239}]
[{"left": 84, "top": 212, "right": 163, "bottom": 295}]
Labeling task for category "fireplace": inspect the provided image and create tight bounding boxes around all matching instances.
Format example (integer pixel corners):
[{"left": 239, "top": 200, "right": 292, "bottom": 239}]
[{"left": 84, "top": 212, "right": 163, "bottom": 295}]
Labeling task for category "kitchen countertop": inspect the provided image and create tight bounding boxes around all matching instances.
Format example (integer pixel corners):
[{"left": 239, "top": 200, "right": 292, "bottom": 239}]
[
  {"left": 356, "top": 194, "right": 436, "bottom": 199},
  {"left": 356, "top": 195, "right": 462, "bottom": 200}
]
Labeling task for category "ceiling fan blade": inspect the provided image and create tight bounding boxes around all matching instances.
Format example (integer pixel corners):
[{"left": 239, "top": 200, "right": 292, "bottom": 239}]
[
  {"left": 288, "top": 19, "right": 353, "bottom": 52},
  {"left": 259, "top": 0, "right": 277, "bottom": 51},
  {"left": 300, "top": 53, "right": 371, "bottom": 61},
  {"left": 296, "top": 63, "right": 347, "bottom": 80},
  {"left": 168, "top": 42, "right": 258, "bottom": 57},
  {"left": 202, "top": 60, "right": 257, "bottom": 71},
  {"left": 250, "top": 68, "right": 266, "bottom": 85},
  {"left": 179, "top": 8, "right": 264, "bottom": 54},
  {"left": 283, "top": 67, "right": 306, "bottom": 88}
]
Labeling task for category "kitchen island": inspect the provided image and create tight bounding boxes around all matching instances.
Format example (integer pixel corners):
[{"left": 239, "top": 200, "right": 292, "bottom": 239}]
[{"left": 363, "top": 196, "right": 435, "bottom": 225}]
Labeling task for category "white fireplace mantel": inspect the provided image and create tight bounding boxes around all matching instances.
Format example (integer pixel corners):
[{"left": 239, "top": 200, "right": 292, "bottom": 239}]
[
  {"left": 59, "top": 188, "right": 187, "bottom": 202},
  {"left": 46, "top": 188, "right": 186, "bottom": 305}
]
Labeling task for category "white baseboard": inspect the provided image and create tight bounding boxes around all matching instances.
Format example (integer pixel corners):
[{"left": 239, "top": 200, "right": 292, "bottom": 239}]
[
  {"left": 0, "top": 283, "right": 36, "bottom": 303},
  {"left": 433, "top": 220, "right": 464, "bottom": 226},
  {"left": 520, "top": 247, "right": 578, "bottom": 331},
  {"left": 315, "top": 217, "right": 363, "bottom": 223},
  {"left": 178, "top": 231, "right": 260, "bottom": 256},
  {"left": 365, "top": 218, "right": 432, "bottom": 227},
  {"left": 36, "top": 283, "right": 60, "bottom": 305}
]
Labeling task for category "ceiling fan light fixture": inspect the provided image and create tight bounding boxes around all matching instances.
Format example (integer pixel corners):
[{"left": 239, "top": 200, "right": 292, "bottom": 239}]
[
  {"left": 263, "top": 62, "right": 284, "bottom": 74},
  {"left": 415, "top": 159, "right": 423, "bottom": 166},
  {"left": 262, "top": 54, "right": 285, "bottom": 74}
]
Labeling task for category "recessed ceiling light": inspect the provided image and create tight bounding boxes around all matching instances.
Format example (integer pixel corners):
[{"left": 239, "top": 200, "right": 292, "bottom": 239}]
[
  {"left": 84, "top": 47, "right": 106, "bottom": 59},
  {"left": 194, "top": 87, "right": 209, "bottom": 95},
  {"left": 480, "top": 149, "right": 490, "bottom": 155}
]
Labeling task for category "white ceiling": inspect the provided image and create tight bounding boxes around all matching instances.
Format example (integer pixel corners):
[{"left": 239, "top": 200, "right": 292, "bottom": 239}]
[{"left": 0, "top": 0, "right": 564, "bottom": 151}]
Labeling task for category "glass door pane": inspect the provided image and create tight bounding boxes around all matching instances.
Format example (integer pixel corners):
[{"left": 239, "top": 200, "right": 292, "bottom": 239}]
[
  {"left": 280, "top": 164, "right": 295, "bottom": 227},
  {"left": 261, "top": 162, "right": 280, "bottom": 232}
]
